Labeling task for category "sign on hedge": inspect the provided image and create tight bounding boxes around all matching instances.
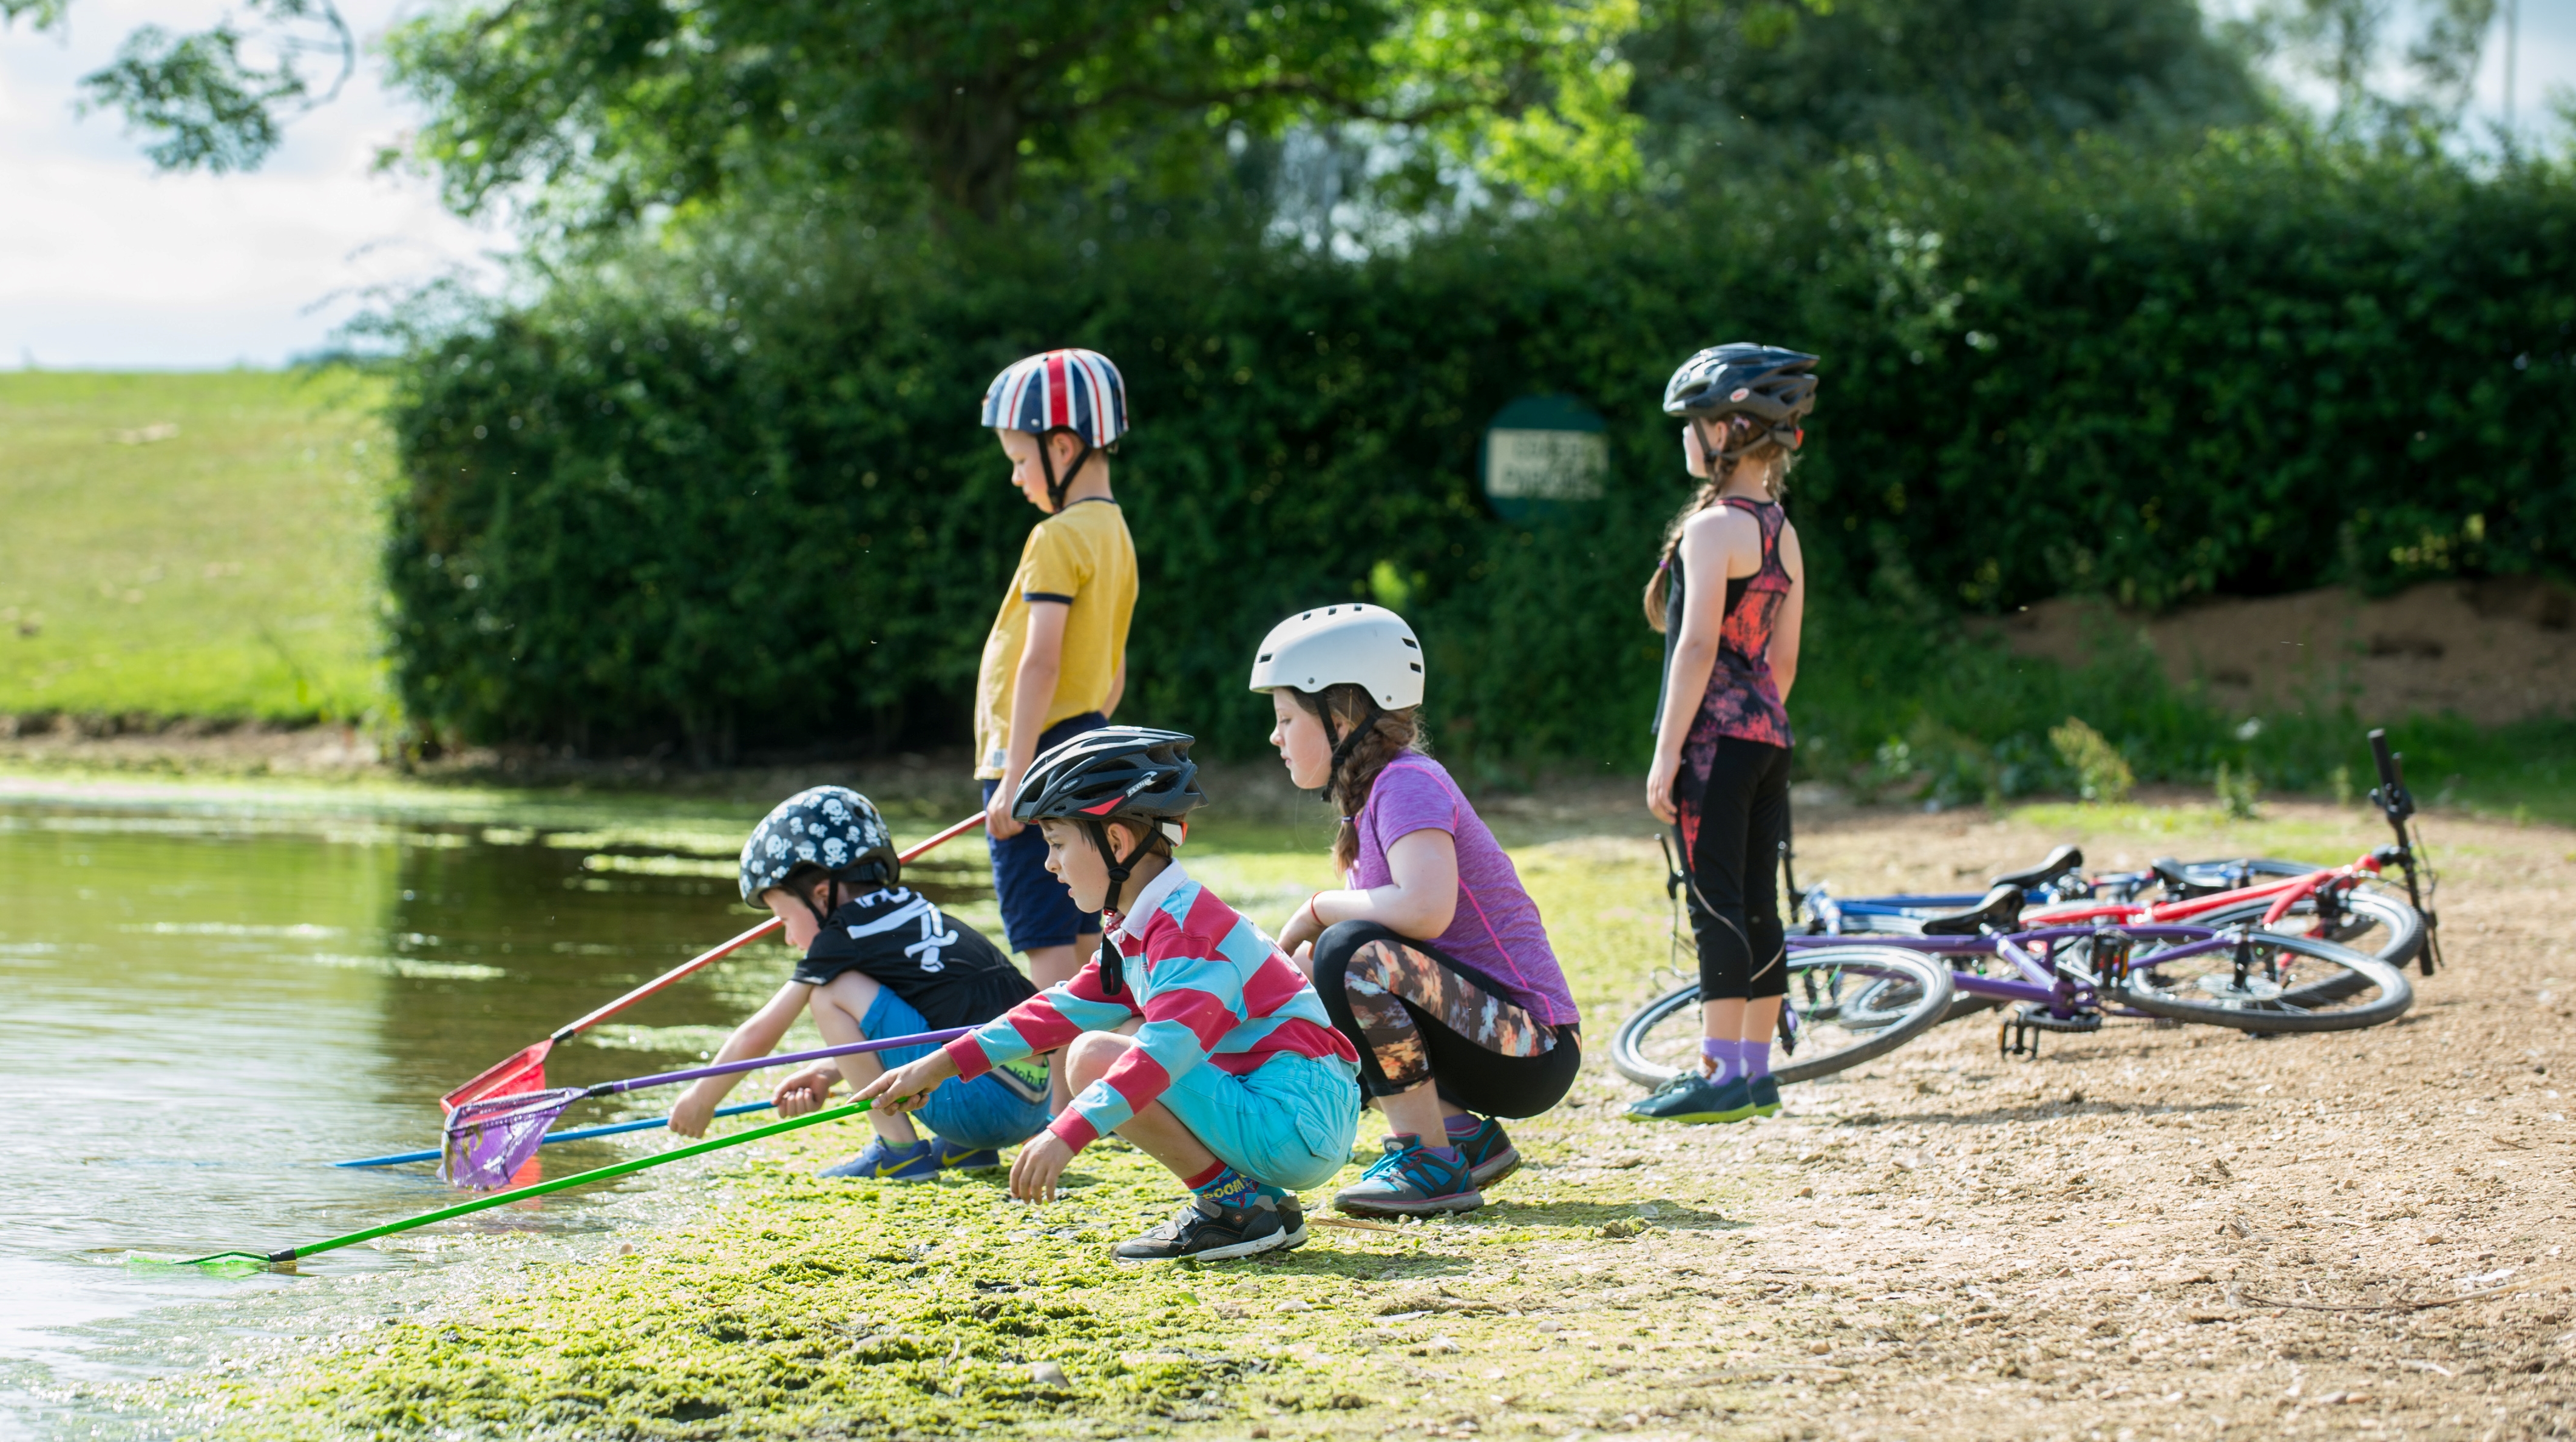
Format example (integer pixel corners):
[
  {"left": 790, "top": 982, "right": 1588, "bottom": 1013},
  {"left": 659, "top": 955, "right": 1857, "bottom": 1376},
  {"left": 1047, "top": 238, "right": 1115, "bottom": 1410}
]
[{"left": 1480, "top": 394, "right": 1608, "bottom": 521}]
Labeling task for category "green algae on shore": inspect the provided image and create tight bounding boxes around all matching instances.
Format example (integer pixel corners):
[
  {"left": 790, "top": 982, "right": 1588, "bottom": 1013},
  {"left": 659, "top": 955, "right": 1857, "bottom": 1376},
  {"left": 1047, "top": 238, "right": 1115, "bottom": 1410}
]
[{"left": 141, "top": 838, "right": 1723, "bottom": 1440}]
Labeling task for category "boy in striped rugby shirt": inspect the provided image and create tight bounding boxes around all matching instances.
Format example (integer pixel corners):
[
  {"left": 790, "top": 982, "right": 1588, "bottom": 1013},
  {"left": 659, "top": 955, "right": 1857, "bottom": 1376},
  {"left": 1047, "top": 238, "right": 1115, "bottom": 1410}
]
[{"left": 859, "top": 728, "right": 1361, "bottom": 1261}]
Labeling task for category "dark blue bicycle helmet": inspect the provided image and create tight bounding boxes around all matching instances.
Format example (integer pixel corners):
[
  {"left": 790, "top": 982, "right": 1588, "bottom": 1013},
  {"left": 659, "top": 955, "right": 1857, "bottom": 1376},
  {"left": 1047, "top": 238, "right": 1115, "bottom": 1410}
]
[
  {"left": 1012, "top": 727, "right": 1204, "bottom": 990},
  {"left": 1662, "top": 344, "right": 1819, "bottom": 456}
]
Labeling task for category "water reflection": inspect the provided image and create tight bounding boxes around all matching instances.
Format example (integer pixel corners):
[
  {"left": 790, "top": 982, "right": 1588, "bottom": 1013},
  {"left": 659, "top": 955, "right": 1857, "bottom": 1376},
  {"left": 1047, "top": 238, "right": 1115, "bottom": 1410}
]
[{"left": 0, "top": 799, "right": 994, "bottom": 1432}]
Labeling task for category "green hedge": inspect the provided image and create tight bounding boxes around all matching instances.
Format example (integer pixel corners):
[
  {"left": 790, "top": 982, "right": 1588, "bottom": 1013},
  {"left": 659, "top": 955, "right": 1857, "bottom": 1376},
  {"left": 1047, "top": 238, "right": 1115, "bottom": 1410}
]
[{"left": 382, "top": 137, "right": 2576, "bottom": 774}]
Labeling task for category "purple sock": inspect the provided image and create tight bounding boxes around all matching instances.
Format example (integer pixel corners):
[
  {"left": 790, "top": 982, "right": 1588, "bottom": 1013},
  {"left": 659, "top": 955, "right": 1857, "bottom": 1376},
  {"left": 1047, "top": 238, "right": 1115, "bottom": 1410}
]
[
  {"left": 1700, "top": 1037, "right": 1734, "bottom": 1083},
  {"left": 1443, "top": 1113, "right": 1482, "bottom": 1140},
  {"left": 1738, "top": 1037, "right": 1772, "bottom": 1081}
]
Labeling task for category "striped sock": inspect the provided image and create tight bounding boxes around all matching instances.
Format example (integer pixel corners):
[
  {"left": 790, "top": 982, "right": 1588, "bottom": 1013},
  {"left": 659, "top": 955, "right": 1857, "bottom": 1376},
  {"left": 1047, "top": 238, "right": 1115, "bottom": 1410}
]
[{"left": 1443, "top": 1113, "right": 1483, "bottom": 1140}]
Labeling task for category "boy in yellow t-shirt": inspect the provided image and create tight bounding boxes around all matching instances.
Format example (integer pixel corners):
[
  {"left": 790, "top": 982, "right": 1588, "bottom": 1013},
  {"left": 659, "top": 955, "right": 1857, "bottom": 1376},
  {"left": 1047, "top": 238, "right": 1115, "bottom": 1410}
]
[{"left": 974, "top": 349, "right": 1139, "bottom": 1018}]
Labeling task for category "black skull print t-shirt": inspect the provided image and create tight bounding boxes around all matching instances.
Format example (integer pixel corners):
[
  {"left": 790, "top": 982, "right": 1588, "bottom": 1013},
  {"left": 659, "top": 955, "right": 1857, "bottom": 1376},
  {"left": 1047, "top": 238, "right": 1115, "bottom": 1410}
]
[{"left": 791, "top": 887, "right": 1036, "bottom": 1034}]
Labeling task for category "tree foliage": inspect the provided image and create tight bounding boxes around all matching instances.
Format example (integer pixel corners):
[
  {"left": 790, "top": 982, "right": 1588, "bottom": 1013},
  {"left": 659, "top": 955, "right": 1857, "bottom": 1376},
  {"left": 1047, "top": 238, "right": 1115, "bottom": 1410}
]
[{"left": 380, "top": 0, "right": 1647, "bottom": 229}]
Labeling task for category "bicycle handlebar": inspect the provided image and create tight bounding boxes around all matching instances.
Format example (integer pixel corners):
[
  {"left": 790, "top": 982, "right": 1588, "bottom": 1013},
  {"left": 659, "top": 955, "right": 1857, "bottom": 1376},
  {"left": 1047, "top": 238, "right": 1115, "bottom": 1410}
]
[{"left": 2367, "top": 726, "right": 2415, "bottom": 827}]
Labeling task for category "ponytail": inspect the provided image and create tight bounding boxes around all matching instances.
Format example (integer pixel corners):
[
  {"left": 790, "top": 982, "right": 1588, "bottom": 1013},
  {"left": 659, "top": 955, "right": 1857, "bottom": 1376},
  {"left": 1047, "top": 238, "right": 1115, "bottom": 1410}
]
[{"left": 1641, "top": 420, "right": 1793, "bottom": 634}]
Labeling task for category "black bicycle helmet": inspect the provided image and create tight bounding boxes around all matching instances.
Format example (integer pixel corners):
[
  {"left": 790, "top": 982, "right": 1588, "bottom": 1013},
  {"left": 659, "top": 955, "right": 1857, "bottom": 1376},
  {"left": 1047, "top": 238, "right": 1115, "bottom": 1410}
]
[
  {"left": 1012, "top": 727, "right": 1204, "bottom": 987},
  {"left": 739, "top": 785, "right": 900, "bottom": 915},
  {"left": 1662, "top": 344, "right": 1819, "bottom": 455}
]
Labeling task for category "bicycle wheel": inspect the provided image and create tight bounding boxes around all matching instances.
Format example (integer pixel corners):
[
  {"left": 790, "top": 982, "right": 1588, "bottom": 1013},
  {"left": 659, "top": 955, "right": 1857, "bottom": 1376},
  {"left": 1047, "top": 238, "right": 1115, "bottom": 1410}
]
[
  {"left": 1611, "top": 946, "right": 1955, "bottom": 1088},
  {"left": 2188, "top": 887, "right": 2424, "bottom": 972},
  {"left": 2112, "top": 931, "right": 2411, "bottom": 1032}
]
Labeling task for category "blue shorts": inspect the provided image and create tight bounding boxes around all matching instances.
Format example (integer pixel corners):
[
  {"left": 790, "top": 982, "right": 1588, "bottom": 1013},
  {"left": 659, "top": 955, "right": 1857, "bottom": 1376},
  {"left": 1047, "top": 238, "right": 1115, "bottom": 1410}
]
[
  {"left": 985, "top": 712, "right": 1108, "bottom": 951},
  {"left": 861, "top": 987, "right": 1049, "bottom": 1152},
  {"left": 1157, "top": 1052, "right": 1361, "bottom": 1193}
]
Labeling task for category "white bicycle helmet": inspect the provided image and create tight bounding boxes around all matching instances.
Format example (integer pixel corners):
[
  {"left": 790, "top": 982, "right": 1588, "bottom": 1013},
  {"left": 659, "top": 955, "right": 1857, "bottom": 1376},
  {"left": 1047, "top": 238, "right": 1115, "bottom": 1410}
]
[{"left": 1246, "top": 604, "right": 1424, "bottom": 709}]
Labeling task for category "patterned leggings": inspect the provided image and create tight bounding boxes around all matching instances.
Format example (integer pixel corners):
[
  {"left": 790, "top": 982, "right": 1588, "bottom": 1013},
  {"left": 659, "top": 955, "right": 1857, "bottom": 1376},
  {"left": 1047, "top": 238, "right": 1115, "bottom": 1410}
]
[{"left": 1309, "top": 921, "right": 1580, "bottom": 1117}]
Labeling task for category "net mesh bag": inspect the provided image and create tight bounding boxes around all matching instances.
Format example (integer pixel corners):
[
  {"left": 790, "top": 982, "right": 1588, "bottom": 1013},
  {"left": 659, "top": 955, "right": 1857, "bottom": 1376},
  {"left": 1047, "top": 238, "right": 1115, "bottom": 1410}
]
[{"left": 440, "top": 1086, "right": 585, "bottom": 1188}]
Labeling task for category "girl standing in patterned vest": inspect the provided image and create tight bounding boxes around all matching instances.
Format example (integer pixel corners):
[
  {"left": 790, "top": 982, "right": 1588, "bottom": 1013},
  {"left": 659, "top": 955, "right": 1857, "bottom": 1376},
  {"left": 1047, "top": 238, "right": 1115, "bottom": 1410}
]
[{"left": 1630, "top": 345, "right": 1817, "bottom": 1126}]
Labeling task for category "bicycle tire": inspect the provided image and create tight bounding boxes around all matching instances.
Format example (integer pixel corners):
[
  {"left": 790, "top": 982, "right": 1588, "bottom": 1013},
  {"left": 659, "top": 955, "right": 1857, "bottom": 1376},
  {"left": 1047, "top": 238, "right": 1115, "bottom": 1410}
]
[
  {"left": 2110, "top": 932, "right": 2411, "bottom": 1032},
  {"left": 2186, "top": 887, "right": 2424, "bottom": 972},
  {"left": 1611, "top": 946, "right": 1955, "bottom": 1089}
]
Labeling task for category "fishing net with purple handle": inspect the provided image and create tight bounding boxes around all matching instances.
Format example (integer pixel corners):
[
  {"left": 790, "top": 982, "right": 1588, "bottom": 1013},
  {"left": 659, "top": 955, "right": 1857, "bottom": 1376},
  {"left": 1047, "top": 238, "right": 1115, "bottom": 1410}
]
[{"left": 440, "top": 1087, "right": 586, "bottom": 1188}]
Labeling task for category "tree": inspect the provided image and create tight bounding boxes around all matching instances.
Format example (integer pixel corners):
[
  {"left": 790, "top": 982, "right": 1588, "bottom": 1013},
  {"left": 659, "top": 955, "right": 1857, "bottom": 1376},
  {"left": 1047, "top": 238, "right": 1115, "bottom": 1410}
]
[{"left": 1624, "top": 0, "right": 2269, "bottom": 168}]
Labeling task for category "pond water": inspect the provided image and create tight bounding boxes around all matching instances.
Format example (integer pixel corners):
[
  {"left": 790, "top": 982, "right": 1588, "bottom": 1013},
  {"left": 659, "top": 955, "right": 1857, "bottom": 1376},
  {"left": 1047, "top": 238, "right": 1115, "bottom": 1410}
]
[{"left": 0, "top": 785, "right": 1002, "bottom": 1439}]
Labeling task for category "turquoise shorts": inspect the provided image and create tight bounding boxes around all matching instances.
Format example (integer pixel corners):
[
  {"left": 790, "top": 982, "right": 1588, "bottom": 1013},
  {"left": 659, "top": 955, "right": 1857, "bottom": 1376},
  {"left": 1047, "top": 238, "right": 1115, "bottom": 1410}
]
[
  {"left": 861, "top": 988, "right": 1050, "bottom": 1152},
  {"left": 1156, "top": 1051, "right": 1361, "bottom": 1193}
]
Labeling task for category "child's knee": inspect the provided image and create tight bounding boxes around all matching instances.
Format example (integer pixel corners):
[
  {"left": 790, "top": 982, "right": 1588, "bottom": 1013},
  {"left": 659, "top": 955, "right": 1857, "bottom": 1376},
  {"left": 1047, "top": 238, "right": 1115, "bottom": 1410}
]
[{"left": 1063, "top": 1029, "right": 1133, "bottom": 1086}]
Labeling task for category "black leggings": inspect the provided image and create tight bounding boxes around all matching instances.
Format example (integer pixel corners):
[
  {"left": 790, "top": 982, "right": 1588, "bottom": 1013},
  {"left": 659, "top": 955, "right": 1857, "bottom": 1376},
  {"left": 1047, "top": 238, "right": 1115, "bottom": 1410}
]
[
  {"left": 1679, "top": 736, "right": 1792, "bottom": 1002},
  {"left": 1309, "top": 922, "right": 1580, "bottom": 1119}
]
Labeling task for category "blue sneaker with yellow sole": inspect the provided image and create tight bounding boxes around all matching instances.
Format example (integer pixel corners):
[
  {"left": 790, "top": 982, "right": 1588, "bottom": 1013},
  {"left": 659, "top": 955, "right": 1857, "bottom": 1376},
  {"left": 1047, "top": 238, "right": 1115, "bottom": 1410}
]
[
  {"left": 929, "top": 1137, "right": 1003, "bottom": 1171},
  {"left": 1747, "top": 1074, "right": 1782, "bottom": 1118},
  {"left": 819, "top": 1137, "right": 938, "bottom": 1180},
  {"left": 1625, "top": 1070, "right": 1756, "bottom": 1125}
]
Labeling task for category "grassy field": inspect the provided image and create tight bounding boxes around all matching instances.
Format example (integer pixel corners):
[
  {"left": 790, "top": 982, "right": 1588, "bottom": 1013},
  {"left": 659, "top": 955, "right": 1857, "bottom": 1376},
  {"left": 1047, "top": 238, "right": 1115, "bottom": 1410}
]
[{"left": 0, "top": 370, "right": 390, "bottom": 723}]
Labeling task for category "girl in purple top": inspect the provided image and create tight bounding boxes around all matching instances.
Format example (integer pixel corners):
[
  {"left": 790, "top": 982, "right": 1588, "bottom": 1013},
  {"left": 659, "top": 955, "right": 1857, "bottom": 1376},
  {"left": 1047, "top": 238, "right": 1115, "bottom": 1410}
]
[
  {"left": 1633, "top": 344, "right": 1815, "bottom": 1127},
  {"left": 1252, "top": 604, "right": 1581, "bottom": 1218}
]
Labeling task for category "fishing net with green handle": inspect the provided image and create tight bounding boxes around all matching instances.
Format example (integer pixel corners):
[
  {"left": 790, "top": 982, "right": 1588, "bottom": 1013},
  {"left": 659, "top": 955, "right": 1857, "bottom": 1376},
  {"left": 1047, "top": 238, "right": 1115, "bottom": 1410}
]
[{"left": 155, "top": 1100, "right": 872, "bottom": 1271}]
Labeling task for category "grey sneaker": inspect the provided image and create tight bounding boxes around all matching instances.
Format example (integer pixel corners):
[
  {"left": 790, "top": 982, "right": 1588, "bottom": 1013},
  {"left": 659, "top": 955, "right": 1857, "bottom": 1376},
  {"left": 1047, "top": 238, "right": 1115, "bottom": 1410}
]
[
  {"left": 1332, "top": 1137, "right": 1485, "bottom": 1218},
  {"left": 1450, "top": 1115, "right": 1522, "bottom": 1189}
]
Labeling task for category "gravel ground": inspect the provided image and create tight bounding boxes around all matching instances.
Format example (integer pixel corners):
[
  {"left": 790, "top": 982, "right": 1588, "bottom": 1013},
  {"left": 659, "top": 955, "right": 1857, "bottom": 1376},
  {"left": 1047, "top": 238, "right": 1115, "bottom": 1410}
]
[{"left": 1308, "top": 800, "right": 2575, "bottom": 1442}]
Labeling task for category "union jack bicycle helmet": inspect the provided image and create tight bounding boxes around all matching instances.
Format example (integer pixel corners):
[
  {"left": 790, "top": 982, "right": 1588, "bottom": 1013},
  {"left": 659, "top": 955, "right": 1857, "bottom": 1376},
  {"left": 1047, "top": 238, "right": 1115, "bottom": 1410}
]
[
  {"left": 981, "top": 348, "right": 1130, "bottom": 513},
  {"left": 1663, "top": 344, "right": 1818, "bottom": 456}
]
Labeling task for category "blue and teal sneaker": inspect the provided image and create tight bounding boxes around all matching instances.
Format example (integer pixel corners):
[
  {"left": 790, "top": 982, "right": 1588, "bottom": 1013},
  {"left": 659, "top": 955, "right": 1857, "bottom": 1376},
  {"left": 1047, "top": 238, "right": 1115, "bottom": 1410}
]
[
  {"left": 1747, "top": 1074, "right": 1783, "bottom": 1119},
  {"left": 1625, "top": 1070, "right": 1756, "bottom": 1124},
  {"left": 819, "top": 1137, "right": 939, "bottom": 1180},
  {"left": 929, "top": 1137, "right": 1003, "bottom": 1172},
  {"left": 1450, "top": 1116, "right": 1522, "bottom": 1190},
  {"left": 1332, "top": 1137, "right": 1485, "bottom": 1218}
]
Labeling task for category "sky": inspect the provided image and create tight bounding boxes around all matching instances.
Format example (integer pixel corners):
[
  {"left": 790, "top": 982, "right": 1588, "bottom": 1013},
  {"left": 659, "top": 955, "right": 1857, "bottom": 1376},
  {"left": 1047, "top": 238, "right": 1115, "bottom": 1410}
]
[
  {"left": 2, "top": 1, "right": 2572, "bottom": 371},
  {"left": 0, "top": 0, "right": 502, "bottom": 369}
]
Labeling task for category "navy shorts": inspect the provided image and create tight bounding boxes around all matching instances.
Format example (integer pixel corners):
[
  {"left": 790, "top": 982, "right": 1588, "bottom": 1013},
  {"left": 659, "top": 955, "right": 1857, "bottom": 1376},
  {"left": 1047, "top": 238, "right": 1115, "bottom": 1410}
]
[{"left": 985, "top": 712, "right": 1107, "bottom": 951}]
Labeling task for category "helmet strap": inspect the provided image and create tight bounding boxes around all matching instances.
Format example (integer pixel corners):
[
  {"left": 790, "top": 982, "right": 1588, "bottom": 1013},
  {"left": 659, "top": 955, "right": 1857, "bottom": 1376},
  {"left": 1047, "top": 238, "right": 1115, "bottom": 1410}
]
[
  {"left": 1080, "top": 816, "right": 1150, "bottom": 995},
  {"left": 1038, "top": 431, "right": 1096, "bottom": 515},
  {"left": 799, "top": 876, "right": 839, "bottom": 931}
]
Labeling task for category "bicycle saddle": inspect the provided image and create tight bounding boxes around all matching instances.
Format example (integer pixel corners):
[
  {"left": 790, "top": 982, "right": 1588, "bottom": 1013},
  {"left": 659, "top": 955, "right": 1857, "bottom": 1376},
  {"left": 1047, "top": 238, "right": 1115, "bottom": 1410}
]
[
  {"left": 1917, "top": 884, "right": 2026, "bottom": 936},
  {"left": 1989, "top": 844, "right": 2084, "bottom": 893}
]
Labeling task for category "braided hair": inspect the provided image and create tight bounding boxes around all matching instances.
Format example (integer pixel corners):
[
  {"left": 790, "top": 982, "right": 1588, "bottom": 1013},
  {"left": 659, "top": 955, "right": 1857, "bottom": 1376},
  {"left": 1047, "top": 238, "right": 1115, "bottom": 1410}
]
[
  {"left": 1641, "top": 416, "right": 1794, "bottom": 634},
  {"left": 1284, "top": 683, "right": 1426, "bottom": 872}
]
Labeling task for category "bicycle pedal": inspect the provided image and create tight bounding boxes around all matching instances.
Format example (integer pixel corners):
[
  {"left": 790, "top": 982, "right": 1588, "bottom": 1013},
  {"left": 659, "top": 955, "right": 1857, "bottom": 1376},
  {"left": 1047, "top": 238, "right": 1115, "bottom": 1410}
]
[{"left": 2012, "top": 1004, "right": 2103, "bottom": 1035}]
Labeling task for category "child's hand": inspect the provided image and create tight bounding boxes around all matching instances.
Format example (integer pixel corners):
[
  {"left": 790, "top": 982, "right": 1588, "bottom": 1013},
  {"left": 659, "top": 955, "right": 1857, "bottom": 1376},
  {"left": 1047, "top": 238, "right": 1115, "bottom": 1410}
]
[
  {"left": 668, "top": 1083, "right": 720, "bottom": 1138},
  {"left": 1009, "top": 1131, "right": 1075, "bottom": 1203},
  {"left": 856, "top": 1053, "right": 953, "bottom": 1116},
  {"left": 1646, "top": 749, "right": 1681, "bottom": 825},
  {"left": 985, "top": 786, "right": 1024, "bottom": 841},
  {"left": 771, "top": 1065, "right": 839, "bottom": 1117}
]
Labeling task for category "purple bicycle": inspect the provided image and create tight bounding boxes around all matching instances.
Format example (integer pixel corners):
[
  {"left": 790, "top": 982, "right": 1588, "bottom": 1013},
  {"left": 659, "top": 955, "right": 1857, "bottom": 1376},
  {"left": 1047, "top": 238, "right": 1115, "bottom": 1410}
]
[{"left": 1611, "top": 892, "right": 2410, "bottom": 1085}]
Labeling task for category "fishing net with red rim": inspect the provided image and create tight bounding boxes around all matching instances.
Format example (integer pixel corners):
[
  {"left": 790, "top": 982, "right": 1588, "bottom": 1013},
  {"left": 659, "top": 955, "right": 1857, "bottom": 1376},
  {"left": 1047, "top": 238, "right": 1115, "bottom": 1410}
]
[{"left": 440, "top": 1087, "right": 585, "bottom": 1188}]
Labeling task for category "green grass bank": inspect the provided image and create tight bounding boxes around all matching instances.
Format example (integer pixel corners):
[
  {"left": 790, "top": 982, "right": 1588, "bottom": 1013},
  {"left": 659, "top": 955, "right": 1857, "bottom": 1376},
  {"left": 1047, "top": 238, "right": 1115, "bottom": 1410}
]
[{"left": 0, "top": 370, "right": 390, "bottom": 723}]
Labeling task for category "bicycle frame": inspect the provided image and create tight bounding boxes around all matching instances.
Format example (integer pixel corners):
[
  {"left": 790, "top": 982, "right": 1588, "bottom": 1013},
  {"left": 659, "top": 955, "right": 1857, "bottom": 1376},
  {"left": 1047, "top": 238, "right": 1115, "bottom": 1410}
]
[{"left": 1791, "top": 922, "right": 2226, "bottom": 1019}]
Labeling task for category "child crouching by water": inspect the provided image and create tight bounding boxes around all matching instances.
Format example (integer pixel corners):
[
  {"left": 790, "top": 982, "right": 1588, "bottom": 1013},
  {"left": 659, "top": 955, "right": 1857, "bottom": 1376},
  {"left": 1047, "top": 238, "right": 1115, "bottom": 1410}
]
[
  {"left": 668, "top": 787, "right": 1051, "bottom": 1180},
  {"left": 860, "top": 728, "right": 1362, "bottom": 1261}
]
